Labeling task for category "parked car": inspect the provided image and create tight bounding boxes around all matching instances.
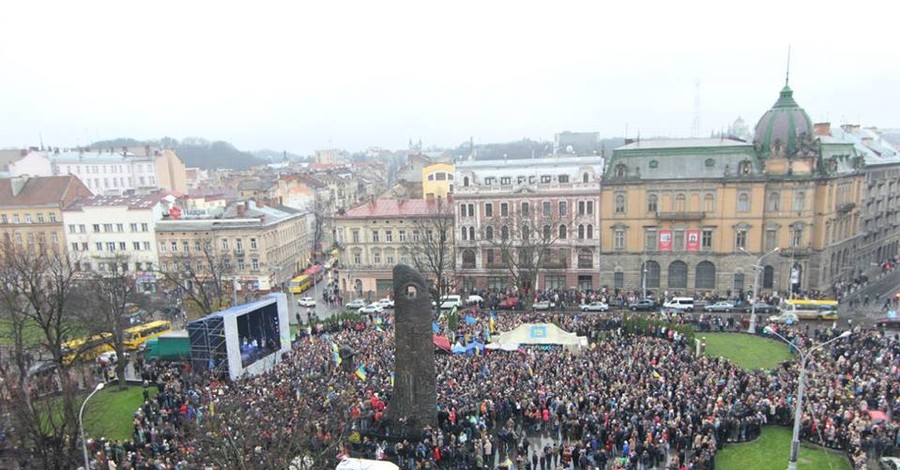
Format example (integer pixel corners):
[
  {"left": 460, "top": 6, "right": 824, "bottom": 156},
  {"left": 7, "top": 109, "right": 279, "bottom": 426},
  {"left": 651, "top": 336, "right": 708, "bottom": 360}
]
[
  {"left": 581, "top": 301, "right": 610, "bottom": 312},
  {"left": 345, "top": 299, "right": 366, "bottom": 310},
  {"left": 663, "top": 297, "right": 695, "bottom": 312},
  {"left": 466, "top": 295, "right": 484, "bottom": 305},
  {"left": 297, "top": 297, "right": 316, "bottom": 308},
  {"left": 439, "top": 295, "right": 463, "bottom": 310},
  {"left": 497, "top": 297, "right": 520, "bottom": 310},
  {"left": 629, "top": 299, "right": 658, "bottom": 311},
  {"left": 767, "top": 312, "right": 799, "bottom": 324},
  {"left": 376, "top": 298, "right": 394, "bottom": 309},
  {"left": 359, "top": 303, "right": 384, "bottom": 315},
  {"left": 532, "top": 300, "right": 555, "bottom": 311},
  {"left": 703, "top": 301, "right": 735, "bottom": 313}
]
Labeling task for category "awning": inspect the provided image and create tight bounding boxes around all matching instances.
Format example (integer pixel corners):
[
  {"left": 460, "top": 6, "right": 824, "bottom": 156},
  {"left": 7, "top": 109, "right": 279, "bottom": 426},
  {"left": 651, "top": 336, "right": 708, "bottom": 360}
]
[{"left": 433, "top": 335, "right": 451, "bottom": 352}]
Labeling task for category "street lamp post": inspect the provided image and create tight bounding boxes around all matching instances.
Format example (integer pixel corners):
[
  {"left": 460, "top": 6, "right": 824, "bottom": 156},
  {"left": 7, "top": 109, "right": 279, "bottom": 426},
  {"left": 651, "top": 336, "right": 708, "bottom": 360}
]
[
  {"left": 741, "top": 247, "right": 780, "bottom": 333},
  {"left": 80, "top": 382, "right": 105, "bottom": 470},
  {"left": 764, "top": 328, "right": 851, "bottom": 470},
  {"left": 641, "top": 260, "right": 648, "bottom": 300}
]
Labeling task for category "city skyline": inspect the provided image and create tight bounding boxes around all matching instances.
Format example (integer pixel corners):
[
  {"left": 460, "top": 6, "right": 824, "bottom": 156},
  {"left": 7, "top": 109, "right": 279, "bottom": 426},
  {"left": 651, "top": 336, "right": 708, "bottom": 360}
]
[{"left": 2, "top": 0, "right": 898, "bottom": 155}]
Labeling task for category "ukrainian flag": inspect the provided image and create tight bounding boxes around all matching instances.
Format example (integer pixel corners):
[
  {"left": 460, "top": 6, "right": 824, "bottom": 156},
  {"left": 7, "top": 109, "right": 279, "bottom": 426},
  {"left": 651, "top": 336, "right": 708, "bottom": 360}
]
[
  {"left": 355, "top": 365, "right": 367, "bottom": 381},
  {"left": 489, "top": 313, "right": 496, "bottom": 333},
  {"left": 390, "top": 372, "right": 395, "bottom": 387},
  {"left": 331, "top": 342, "right": 342, "bottom": 365}
]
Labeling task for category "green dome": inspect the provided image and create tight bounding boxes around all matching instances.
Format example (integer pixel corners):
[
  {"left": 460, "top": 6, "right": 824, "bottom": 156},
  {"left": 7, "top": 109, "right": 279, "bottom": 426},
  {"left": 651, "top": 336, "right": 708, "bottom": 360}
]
[{"left": 752, "top": 85, "right": 814, "bottom": 159}]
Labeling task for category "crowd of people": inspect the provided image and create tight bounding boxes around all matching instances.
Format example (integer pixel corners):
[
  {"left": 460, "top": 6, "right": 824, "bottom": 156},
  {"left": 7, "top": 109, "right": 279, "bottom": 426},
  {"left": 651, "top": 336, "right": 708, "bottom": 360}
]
[{"left": 76, "top": 299, "right": 900, "bottom": 470}]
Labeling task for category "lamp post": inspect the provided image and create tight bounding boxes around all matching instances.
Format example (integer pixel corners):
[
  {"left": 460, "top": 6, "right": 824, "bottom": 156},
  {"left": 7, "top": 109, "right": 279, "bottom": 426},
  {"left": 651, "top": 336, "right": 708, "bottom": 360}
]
[
  {"left": 764, "top": 328, "right": 852, "bottom": 470},
  {"left": 641, "top": 260, "right": 648, "bottom": 300},
  {"left": 80, "top": 382, "right": 105, "bottom": 470},
  {"left": 741, "top": 247, "right": 780, "bottom": 333}
]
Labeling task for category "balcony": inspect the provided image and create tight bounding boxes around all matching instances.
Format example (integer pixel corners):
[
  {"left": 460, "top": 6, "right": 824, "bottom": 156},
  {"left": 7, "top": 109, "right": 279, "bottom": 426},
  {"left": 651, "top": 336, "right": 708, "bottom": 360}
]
[
  {"left": 655, "top": 211, "right": 705, "bottom": 221},
  {"left": 778, "top": 247, "right": 812, "bottom": 258}
]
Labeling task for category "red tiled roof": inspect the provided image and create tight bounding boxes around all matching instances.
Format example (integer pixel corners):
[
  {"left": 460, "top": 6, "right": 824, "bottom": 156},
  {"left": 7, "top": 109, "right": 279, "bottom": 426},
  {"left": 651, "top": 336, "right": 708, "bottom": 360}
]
[
  {"left": 341, "top": 198, "right": 450, "bottom": 218},
  {"left": 0, "top": 176, "right": 89, "bottom": 208}
]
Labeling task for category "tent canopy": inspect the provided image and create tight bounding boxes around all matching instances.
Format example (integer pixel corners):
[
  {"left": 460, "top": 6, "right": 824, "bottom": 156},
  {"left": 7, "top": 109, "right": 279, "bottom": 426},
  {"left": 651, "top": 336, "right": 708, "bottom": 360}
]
[
  {"left": 335, "top": 458, "right": 400, "bottom": 470},
  {"left": 493, "top": 323, "right": 587, "bottom": 350},
  {"left": 433, "top": 335, "right": 451, "bottom": 352}
]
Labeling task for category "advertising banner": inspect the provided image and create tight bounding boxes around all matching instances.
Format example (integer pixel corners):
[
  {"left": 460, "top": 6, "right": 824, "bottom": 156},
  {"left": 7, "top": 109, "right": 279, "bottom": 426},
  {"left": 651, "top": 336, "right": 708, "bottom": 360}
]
[
  {"left": 658, "top": 230, "right": 672, "bottom": 252},
  {"left": 686, "top": 229, "right": 701, "bottom": 252}
]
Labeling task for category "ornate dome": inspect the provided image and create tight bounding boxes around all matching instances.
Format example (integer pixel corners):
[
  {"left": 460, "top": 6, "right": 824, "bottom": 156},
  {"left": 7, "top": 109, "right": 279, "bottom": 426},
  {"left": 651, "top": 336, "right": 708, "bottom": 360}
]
[{"left": 752, "top": 85, "right": 816, "bottom": 159}]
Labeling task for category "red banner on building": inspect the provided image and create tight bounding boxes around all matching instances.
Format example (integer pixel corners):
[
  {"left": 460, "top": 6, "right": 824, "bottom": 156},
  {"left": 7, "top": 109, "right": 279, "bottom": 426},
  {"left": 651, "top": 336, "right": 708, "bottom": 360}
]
[
  {"left": 658, "top": 230, "right": 672, "bottom": 252},
  {"left": 686, "top": 229, "right": 701, "bottom": 252}
]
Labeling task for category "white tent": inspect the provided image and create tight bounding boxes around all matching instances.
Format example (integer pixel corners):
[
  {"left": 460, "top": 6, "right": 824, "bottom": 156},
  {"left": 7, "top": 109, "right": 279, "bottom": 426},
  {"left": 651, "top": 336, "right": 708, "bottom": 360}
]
[
  {"left": 493, "top": 323, "right": 587, "bottom": 351},
  {"left": 334, "top": 458, "right": 400, "bottom": 470}
]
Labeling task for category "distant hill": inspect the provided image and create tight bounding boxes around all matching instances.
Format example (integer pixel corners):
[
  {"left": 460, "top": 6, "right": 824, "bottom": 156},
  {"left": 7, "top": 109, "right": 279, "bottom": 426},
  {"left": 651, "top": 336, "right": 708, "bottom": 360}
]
[
  {"left": 253, "top": 149, "right": 307, "bottom": 162},
  {"left": 90, "top": 137, "right": 266, "bottom": 170}
]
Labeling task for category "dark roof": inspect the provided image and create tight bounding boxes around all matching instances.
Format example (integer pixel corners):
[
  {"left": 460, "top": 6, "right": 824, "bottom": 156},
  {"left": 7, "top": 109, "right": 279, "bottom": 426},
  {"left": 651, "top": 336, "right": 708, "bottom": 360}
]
[
  {"left": 0, "top": 176, "right": 87, "bottom": 207},
  {"left": 66, "top": 194, "right": 164, "bottom": 211}
]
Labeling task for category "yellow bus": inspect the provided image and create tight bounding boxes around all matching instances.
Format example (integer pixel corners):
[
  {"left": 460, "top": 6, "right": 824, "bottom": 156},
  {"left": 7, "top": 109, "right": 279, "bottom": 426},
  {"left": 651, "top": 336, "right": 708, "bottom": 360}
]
[
  {"left": 781, "top": 299, "right": 840, "bottom": 321},
  {"left": 123, "top": 320, "right": 173, "bottom": 350},
  {"left": 289, "top": 274, "right": 313, "bottom": 294},
  {"left": 62, "top": 332, "right": 114, "bottom": 365}
]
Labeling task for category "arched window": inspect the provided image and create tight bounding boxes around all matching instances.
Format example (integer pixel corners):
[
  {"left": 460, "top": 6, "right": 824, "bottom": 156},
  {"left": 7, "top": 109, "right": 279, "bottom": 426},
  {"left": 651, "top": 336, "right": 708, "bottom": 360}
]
[
  {"left": 468, "top": 226, "right": 475, "bottom": 240},
  {"left": 737, "top": 193, "right": 750, "bottom": 212},
  {"left": 559, "top": 225, "right": 567, "bottom": 239},
  {"left": 578, "top": 224, "right": 585, "bottom": 239},
  {"left": 615, "top": 194, "right": 626, "bottom": 213},
  {"left": 462, "top": 249, "right": 476, "bottom": 269},
  {"left": 675, "top": 194, "right": 686, "bottom": 212},
  {"left": 762, "top": 265, "right": 775, "bottom": 289},
  {"left": 647, "top": 194, "right": 658, "bottom": 212},
  {"left": 485, "top": 226, "right": 494, "bottom": 240},
  {"left": 695, "top": 261, "right": 716, "bottom": 290},
  {"left": 577, "top": 249, "right": 593, "bottom": 269},
  {"left": 543, "top": 224, "right": 551, "bottom": 240},
  {"left": 793, "top": 191, "right": 805, "bottom": 211},
  {"left": 615, "top": 164, "right": 628, "bottom": 178},
  {"left": 582, "top": 172, "right": 589, "bottom": 183},
  {"left": 703, "top": 193, "right": 714, "bottom": 212},
  {"left": 668, "top": 261, "right": 688, "bottom": 289},
  {"left": 501, "top": 225, "right": 509, "bottom": 240},
  {"left": 642, "top": 260, "right": 660, "bottom": 288},
  {"left": 463, "top": 176, "right": 470, "bottom": 187},
  {"left": 768, "top": 192, "right": 780, "bottom": 211},
  {"left": 522, "top": 225, "right": 530, "bottom": 240},
  {"left": 587, "top": 224, "right": 593, "bottom": 239},
  {"left": 461, "top": 227, "right": 468, "bottom": 240},
  {"left": 733, "top": 273, "right": 745, "bottom": 291}
]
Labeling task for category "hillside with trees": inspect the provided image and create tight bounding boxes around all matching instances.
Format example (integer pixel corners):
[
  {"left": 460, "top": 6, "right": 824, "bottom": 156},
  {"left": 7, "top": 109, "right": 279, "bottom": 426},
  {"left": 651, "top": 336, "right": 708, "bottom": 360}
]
[{"left": 91, "top": 137, "right": 266, "bottom": 170}]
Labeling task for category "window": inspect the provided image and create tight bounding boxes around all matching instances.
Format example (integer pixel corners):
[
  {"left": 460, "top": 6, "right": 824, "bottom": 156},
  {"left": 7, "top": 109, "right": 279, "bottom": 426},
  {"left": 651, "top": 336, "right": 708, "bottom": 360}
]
[
  {"left": 372, "top": 231, "right": 379, "bottom": 242},
  {"left": 577, "top": 249, "right": 593, "bottom": 269},
  {"left": 647, "top": 194, "right": 658, "bottom": 212},
  {"left": 461, "top": 227, "right": 468, "bottom": 241},
  {"left": 11, "top": 214, "right": 19, "bottom": 224},
  {"left": 614, "top": 164, "right": 628, "bottom": 178},
  {"left": 521, "top": 225, "right": 530, "bottom": 240},
  {"left": 614, "top": 271, "right": 624, "bottom": 289},
  {"left": 250, "top": 238, "right": 257, "bottom": 249},
  {"left": 735, "top": 230, "right": 747, "bottom": 250},
  {"left": 558, "top": 225, "right": 567, "bottom": 239},
  {"left": 353, "top": 252, "right": 361, "bottom": 264},
  {"left": 541, "top": 175, "right": 552, "bottom": 183},
  {"left": 485, "top": 249, "right": 495, "bottom": 266},
  {"left": 79, "top": 224, "right": 86, "bottom": 233},
  {"left": 373, "top": 252, "right": 381, "bottom": 264},
  {"left": 543, "top": 224, "right": 551, "bottom": 240},
  {"left": 673, "top": 230, "right": 684, "bottom": 251},
  {"left": 251, "top": 259, "right": 259, "bottom": 270},
  {"left": 49, "top": 213, "right": 56, "bottom": 222},
  {"left": 767, "top": 192, "right": 780, "bottom": 211},
  {"left": 399, "top": 230, "right": 407, "bottom": 242},
  {"left": 500, "top": 177, "right": 511, "bottom": 185},
  {"left": 587, "top": 201, "right": 594, "bottom": 214},
  {"left": 521, "top": 202, "right": 529, "bottom": 216},
  {"left": 484, "top": 177, "right": 495, "bottom": 185},
  {"left": 645, "top": 229, "right": 658, "bottom": 251},
  {"left": 24, "top": 214, "right": 32, "bottom": 224},
  {"left": 704, "top": 194, "right": 714, "bottom": 212},
  {"left": 159, "top": 242, "right": 167, "bottom": 252},
  {"left": 559, "top": 249, "right": 570, "bottom": 268},
  {"left": 578, "top": 224, "right": 585, "bottom": 239},
  {"left": 141, "top": 223, "right": 148, "bottom": 232},
  {"left": 72, "top": 242, "right": 80, "bottom": 252},
  {"left": 385, "top": 230, "right": 393, "bottom": 242},
  {"left": 579, "top": 201, "right": 586, "bottom": 215},
  {"left": 116, "top": 223, "right": 124, "bottom": 232},
  {"left": 468, "top": 227, "right": 475, "bottom": 240},
  {"left": 501, "top": 226, "right": 509, "bottom": 240},
  {"left": 737, "top": 193, "right": 750, "bottom": 212},
  {"left": 484, "top": 227, "right": 494, "bottom": 241},
  {"left": 695, "top": 261, "right": 716, "bottom": 290},
  {"left": 675, "top": 194, "right": 686, "bottom": 212},
  {"left": 733, "top": 273, "right": 745, "bottom": 291},
  {"left": 583, "top": 173, "right": 589, "bottom": 183},
  {"left": 668, "top": 261, "right": 688, "bottom": 289},
  {"left": 104, "top": 223, "right": 113, "bottom": 232},
  {"left": 68, "top": 224, "right": 76, "bottom": 233},
  {"left": 558, "top": 201, "right": 567, "bottom": 216},
  {"left": 463, "top": 176, "right": 469, "bottom": 187},
  {"left": 237, "top": 259, "right": 245, "bottom": 271},
  {"left": 485, "top": 203, "right": 493, "bottom": 217},
  {"left": 791, "top": 226, "right": 803, "bottom": 247},
  {"left": 765, "top": 229, "right": 777, "bottom": 251},
  {"left": 426, "top": 230, "right": 434, "bottom": 241},
  {"left": 171, "top": 241, "right": 178, "bottom": 252},
  {"left": 130, "top": 223, "right": 138, "bottom": 232},
  {"left": 1, "top": 215, "right": 6, "bottom": 224},
  {"left": 412, "top": 230, "right": 420, "bottom": 242},
  {"left": 221, "top": 239, "right": 229, "bottom": 250},
  {"left": 235, "top": 239, "right": 243, "bottom": 252},
  {"left": 643, "top": 261, "right": 660, "bottom": 288},
  {"left": 92, "top": 224, "right": 100, "bottom": 232},
  {"left": 586, "top": 224, "right": 593, "bottom": 239},
  {"left": 702, "top": 229, "right": 713, "bottom": 249},
  {"left": 615, "top": 194, "right": 625, "bottom": 213},
  {"left": 500, "top": 203, "right": 508, "bottom": 217},
  {"left": 649, "top": 160, "right": 659, "bottom": 169},
  {"left": 143, "top": 242, "right": 150, "bottom": 250},
  {"left": 793, "top": 191, "right": 805, "bottom": 211},
  {"left": 133, "top": 242, "right": 141, "bottom": 250},
  {"left": 352, "top": 230, "right": 360, "bottom": 243},
  {"left": 108, "top": 242, "right": 117, "bottom": 252},
  {"left": 614, "top": 229, "right": 625, "bottom": 250},
  {"left": 36, "top": 213, "right": 44, "bottom": 223},
  {"left": 462, "top": 249, "right": 476, "bottom": 269},
  {"left": 543, "top": 201, "right": 551, "bottom": 217},
  {"left": 762, "top": 265, "right": 775, "bottom": 289},
  {"left": 558, "top": 175, "right": 569, "bottom": 183}
]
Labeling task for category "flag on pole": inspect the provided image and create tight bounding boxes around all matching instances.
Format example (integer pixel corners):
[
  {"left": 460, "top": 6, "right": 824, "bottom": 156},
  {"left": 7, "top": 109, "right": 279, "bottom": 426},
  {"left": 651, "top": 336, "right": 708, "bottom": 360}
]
[{"left": 355, "top": 365, "right": 368, "bottom": 381}]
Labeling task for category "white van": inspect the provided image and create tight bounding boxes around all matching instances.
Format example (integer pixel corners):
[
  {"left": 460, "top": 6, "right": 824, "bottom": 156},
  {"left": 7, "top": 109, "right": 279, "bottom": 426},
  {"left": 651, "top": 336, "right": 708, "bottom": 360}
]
[
  {"left": 663, "top": 297, "right": 695, "bottom": 312},
  {"left": 440, "top": 295, "right": 463, "bottom": 310}
]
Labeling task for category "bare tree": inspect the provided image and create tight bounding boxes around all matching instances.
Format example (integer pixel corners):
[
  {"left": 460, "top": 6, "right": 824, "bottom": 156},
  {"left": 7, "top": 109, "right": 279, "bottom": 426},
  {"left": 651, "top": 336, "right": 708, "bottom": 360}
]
[
  {"left": 408, "top": 197, "right": 456, "bottom": 306},
  {"left": 310, "top": 194, "right": 330, "bottom": 264},
  {"left": 157, "top": 236, "right": 234, "bottom": 318},
  {"left": 483, "top": 200, "right": 574, "bottom": 308}
]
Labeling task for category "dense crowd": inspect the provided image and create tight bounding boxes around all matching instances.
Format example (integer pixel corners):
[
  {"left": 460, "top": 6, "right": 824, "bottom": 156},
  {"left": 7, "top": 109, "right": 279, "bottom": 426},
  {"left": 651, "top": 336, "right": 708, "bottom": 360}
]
[{"left": 77, "top": 302, "right": 900, "bottom": 470}]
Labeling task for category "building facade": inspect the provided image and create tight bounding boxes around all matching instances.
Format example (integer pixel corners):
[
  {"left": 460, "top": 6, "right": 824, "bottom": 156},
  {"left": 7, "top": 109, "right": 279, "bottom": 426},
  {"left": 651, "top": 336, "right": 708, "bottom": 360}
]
[
  {"left": 453, "top": 156, "right": 605, "bottom": 292},
  {"left": 598, "top": 83, "right": 865, "bottom": 297},
  {"left": 0, "top": 175, "right": 93, "bottom": 255},
  {"left": 422, "top": 162, "right": 454, "bottom": 200},
  {"left": 51, "top": 147, "right": 188, "bottom": 196},
  {"left": 155, "top": 200, "right": 310, "bottom": 293},
  {"left": 62, "top": 195, "right": 167, "bottom": 291}
]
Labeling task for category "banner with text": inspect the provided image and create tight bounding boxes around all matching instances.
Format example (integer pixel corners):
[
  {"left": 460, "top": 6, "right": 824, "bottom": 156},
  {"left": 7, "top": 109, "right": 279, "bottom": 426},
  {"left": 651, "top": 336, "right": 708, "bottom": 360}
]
[
  {"left": 658, "top": 230, "right": 672, "bottom": 252},
  {"left": 686, "top": 229, "right": 701, "bottom": 252}
]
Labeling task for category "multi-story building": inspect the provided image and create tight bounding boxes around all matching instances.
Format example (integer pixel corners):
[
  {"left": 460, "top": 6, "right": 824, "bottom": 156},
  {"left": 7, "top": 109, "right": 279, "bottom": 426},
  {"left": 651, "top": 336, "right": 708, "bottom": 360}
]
[
  {"left": 453, "top": 156, "right": 605, "bottom": 292},
  {"left": 155, "top": 200, "right": 310, "bottom": 293},
  {"left": 62, "top": 194, "right": 167, "bottom": 291},
  {"left": 598, "top": 82, "right": 865, "bottom": 296},
  {"left": 422, "top": 162, "right": 454, "bottom": 200},
  {"left": 0, "top": 175, "right": 93, "bottom": 254},
  {"left": 334, "top": 198, "right": 453, "bottom": 298},
  {"left": 0, "top": 149, "right": 53, "bottom": 177},
  {"left": 50, "top": 146, "right": 187, "bottom": 195}
]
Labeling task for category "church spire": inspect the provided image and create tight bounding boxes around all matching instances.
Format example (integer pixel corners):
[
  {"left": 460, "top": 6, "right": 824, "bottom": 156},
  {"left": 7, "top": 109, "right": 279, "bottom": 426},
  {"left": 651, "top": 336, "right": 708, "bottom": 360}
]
[{"left": 785, "top": 45, "right": 792, "bottom": 86}]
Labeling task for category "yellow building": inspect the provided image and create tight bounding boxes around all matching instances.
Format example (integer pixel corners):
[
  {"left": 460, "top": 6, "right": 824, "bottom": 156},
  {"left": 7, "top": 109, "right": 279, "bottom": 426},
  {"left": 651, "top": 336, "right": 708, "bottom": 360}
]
[
  {"left": 422, "top": 162, "right": 454, "bottom": 200},
  {"left": 599, "top": 83, "right": 865, "bottom": 297},
  {"left": 0, "top": 175, "right": 93, "bottom": 255}
]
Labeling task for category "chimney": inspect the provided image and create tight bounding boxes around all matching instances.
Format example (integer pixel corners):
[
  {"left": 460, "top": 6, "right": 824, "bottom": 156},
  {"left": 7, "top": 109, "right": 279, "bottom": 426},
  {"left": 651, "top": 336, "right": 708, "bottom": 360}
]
[
  {"left": 10, "top": 176, "right": 28, "bottom": 197},
  {"left": 144, "top": 144, "right": 151, "bottom": 156},
  {"left": 236, "top": 203, "right": 246, "bottom": 216},
  {"left": 814, "top": 122, "right": 831, "bottom": 137}
]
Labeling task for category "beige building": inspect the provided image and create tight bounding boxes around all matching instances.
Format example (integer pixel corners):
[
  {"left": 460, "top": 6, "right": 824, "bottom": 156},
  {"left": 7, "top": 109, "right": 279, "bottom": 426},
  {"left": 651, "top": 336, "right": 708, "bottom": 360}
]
[
  {"left": 0, "top": 175, "right": 93, "bottom": 255},
  {"left": 156, "top": 200, "right": 310, "bottom": 293},
  {"left": 334, "top": 198, "right": 453, "bottom": 298}
]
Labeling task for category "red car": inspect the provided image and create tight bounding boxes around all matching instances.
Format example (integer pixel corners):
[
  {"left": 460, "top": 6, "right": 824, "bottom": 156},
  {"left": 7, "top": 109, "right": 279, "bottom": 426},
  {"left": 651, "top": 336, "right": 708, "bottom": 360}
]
[{"left": 497, "top": 297, "right": 519, "bottom": 310}]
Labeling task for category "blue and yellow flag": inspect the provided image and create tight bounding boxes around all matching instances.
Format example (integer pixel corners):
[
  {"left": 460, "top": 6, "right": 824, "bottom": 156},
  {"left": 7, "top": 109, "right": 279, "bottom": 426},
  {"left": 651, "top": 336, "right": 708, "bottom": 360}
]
[
  {"left": 331, "top": 342, "right": 342, "bottom": 365},
  {"left": 489, "top": 312, "right": 496, "bottom": 333},
  {"left": 375, "top": 325, "right": 384, "bottom": 333},
  {"left": 390, "top": 372, "right": 395, "bottom": 387},
  {"left": 355, "top": 364, "right": 367, "bottom": 381}
]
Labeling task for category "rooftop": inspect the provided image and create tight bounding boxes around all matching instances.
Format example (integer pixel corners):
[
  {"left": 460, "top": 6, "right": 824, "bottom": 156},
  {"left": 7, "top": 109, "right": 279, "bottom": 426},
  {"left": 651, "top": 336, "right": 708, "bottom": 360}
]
[
  {"left": 456, "top": 155, "right": 604, "bottom": 169},
  {"left": 341, "top": 198, "right": 450, "bottom": 218},
  {"left": 0, "top": 176, "right": 85, "bottom": 207},
  {"left": 49, "top": 150, "right": 154, "bottom": 164},
  {"left": 617, "top": 138, "right": 750, "bottom": 151},
  {"left": 66, "top": 194, "right": 164, "bottom": 211}
]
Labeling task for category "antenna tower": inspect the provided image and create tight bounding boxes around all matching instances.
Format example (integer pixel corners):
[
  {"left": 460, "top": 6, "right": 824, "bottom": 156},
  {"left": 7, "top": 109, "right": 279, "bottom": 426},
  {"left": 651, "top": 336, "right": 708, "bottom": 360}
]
[{"left": 690, "top": 79, "right": 701, "bottom": 138}]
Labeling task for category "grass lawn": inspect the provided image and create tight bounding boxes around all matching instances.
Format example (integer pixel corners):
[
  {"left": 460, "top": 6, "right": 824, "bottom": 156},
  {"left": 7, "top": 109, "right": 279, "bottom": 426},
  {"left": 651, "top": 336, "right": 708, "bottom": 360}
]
[
  {"left": 82, "top": 385, "right": 158, "bottom": 442},
  {"left": 701, "top": 332, "right": 792, "bottom": 370},
  {"left": 717, "top": 426, "right": 851, "bottom": 470}
]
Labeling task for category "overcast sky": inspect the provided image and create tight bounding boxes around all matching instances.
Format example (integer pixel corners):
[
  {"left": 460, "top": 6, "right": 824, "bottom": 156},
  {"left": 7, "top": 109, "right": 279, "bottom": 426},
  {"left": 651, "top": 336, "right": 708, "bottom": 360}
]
[{"left": 2, "top": 0, "right": 898, "bottom": 155}]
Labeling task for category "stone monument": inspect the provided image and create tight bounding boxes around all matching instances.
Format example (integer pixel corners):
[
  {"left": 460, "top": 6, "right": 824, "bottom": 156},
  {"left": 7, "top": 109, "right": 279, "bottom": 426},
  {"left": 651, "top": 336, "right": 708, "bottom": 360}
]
[{"left": 385, "top": 264, "right": 437, "bottom": 432}]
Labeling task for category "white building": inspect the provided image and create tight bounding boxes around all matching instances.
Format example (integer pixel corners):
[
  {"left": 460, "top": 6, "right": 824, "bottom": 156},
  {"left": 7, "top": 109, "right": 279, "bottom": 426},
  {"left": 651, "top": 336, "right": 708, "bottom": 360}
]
[
  {"left": 63, "top": 194, "right": 167, "bottom": 292},
  {"left": 50, "top": 148, "right": 161, "bottom": 196},
  {"left": 0, "top": 149, "right": 54, "bottom": 177}
]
